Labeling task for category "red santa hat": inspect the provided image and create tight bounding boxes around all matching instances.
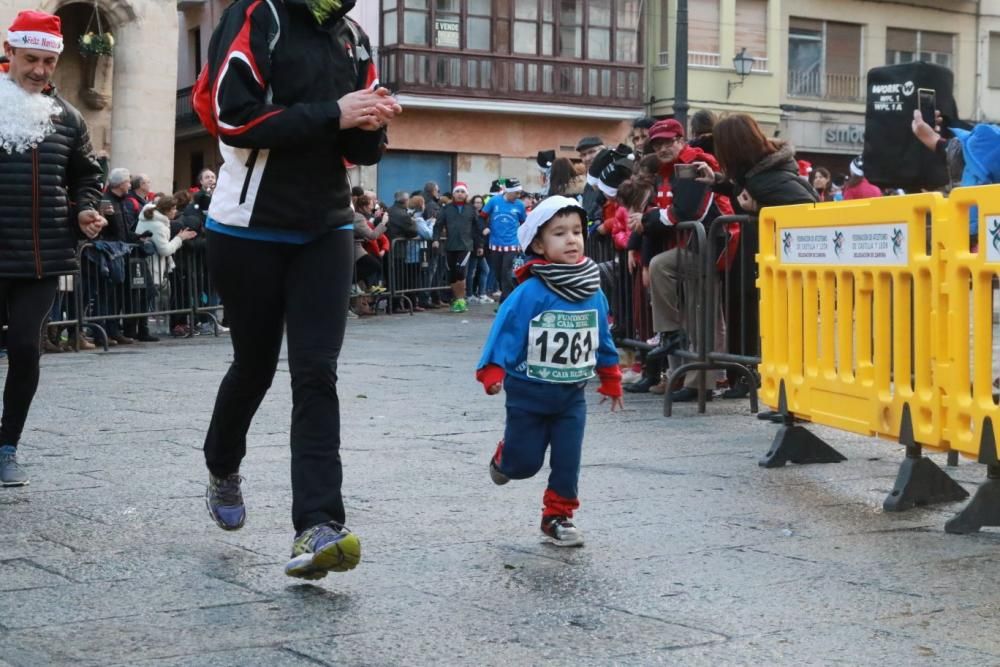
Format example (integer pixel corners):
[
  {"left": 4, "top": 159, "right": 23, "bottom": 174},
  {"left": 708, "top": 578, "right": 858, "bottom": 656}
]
[
  {"left": 452, "top": 181, "right": 469, "bottom": 194},
  {"left": 7, "top": 10, "right": 64, "bottom": 54}
]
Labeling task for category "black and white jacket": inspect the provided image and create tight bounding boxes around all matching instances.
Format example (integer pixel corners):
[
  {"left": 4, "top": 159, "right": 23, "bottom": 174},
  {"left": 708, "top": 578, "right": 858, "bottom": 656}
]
[{"left": 204, "top": 0, "right": 385, "bottom": 233}]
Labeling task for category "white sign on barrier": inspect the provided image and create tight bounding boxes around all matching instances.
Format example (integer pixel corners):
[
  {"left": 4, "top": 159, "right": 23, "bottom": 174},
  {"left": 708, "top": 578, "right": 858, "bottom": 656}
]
[
  {"left": 778, "top": 224, "right": 909, "bottom": 266},
  {"left": 985, "top": 215, "right": 1000, "bottom": 263}
]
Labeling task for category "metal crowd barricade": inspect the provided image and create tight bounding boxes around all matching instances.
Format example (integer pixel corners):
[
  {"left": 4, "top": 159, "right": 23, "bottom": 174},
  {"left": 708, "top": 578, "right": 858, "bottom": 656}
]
[
  {"left": 386, "top": 237, "right": 452, "bottom": 314},
  {"left": 75, "top": 241, "right": 222, "bottom": 347},
  {"left": 644, "top": 216, "right": 762, "bottom": 416}
]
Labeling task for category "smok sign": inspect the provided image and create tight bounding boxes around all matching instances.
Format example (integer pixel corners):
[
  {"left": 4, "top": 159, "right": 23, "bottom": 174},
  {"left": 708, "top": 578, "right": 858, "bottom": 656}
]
[{"left": 824, "top": 124, "right": 865, "bottom": 146}]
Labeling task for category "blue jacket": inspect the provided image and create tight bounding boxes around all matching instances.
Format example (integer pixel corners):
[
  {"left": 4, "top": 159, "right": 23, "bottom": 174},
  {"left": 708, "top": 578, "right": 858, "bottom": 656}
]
[{"left": 477, "top": 275, "right": 617, "bottom": 385}]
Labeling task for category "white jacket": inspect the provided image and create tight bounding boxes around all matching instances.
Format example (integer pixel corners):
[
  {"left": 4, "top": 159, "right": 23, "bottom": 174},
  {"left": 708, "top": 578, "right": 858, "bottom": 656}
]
[{"left": 135, "top": 208, "right": 183, "bottom": 285}]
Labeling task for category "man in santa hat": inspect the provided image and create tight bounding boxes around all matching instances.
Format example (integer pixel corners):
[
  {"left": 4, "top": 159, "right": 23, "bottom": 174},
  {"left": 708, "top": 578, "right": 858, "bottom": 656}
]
[{"left": 0, "top": 10, "right": 106, "bottom": 486}]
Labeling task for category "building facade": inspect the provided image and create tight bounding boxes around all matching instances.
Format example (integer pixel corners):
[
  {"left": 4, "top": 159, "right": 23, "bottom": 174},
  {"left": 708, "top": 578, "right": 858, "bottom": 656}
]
[
  {"left": 2, "top": 0, "right": 178, "bottom": 190},
  {"left": 648, "top": 0, "right": 978, "bottom": 177},
  {"left": 175, "top": 0, "right": 645, "bottom": 200}
]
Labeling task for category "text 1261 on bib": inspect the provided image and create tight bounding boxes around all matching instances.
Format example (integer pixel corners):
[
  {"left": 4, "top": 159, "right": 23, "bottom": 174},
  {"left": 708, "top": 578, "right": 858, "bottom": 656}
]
[{"left": 527, "top": 309, "right": 598, "bottom": 382}]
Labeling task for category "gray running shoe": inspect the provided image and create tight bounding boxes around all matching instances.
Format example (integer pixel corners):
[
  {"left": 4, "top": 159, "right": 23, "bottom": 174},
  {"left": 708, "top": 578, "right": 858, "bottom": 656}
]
[{"left": 0, "top": 446, "right": 28, "bottom": 487}]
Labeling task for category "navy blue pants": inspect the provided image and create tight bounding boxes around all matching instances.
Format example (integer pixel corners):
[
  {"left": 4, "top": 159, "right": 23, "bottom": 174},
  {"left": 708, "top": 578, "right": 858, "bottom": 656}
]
[{"left": 499, "top": 375, "right": 586, "bottom": 516}]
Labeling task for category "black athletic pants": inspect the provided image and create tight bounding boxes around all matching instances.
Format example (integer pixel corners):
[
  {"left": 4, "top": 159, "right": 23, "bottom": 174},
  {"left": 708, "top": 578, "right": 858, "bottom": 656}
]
[
  {"left": 0, "top": 277, "right": 58, "bottom": 447},
  {"left": 203, "top": 229, "right": 353, "bottom": 533}
]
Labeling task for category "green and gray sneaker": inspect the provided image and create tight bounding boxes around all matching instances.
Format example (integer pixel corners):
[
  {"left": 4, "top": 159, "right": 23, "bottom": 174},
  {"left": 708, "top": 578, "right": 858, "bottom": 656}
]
[
  {"left": 450, "top": 298, "right": 468, "bottom": 313},
  {"left": 0, "top": 446, "right": 28, "bottom": 487},
  {"left": 285, "top": 522, "right": 361, "bottom": 580}
]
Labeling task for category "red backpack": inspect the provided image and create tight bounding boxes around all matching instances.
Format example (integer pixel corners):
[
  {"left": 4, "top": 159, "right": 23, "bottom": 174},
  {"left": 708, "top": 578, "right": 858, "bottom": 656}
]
[{"left": 191, "top": 0, "right": 280, "bottom": 137}]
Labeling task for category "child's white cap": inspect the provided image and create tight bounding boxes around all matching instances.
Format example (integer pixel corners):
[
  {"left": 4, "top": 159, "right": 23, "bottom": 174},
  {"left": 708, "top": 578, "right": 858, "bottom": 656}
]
[{"left": 517, "top": 195, "right": 587, "bottom": 251}]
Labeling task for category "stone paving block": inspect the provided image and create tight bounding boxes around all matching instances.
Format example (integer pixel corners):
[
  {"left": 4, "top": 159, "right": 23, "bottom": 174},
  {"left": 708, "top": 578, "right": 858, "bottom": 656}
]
[
  {"left": 117, "top": 647, "right": 330, "bottom": 667},
  {"left": 649, "top": 621, "right": 996, "bottom": 666},
  {"left": 0, "top": 574, "right": 267, "bottom": 629}
]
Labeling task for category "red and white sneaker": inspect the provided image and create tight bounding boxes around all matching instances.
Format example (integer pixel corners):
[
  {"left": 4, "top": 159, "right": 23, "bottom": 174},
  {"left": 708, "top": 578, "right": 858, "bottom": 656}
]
[
  {"left": 489, "top": 439, "right": 509, "bottom": 485},
  {"left": 541, "top": 515, "right": 584, "bottom": 547}
]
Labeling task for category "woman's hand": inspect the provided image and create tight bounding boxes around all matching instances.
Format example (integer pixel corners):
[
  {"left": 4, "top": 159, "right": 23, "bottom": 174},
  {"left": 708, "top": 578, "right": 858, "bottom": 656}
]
[
  {"left": 912, "top": 109, "right": 942, "bottom": 151},
  {"left": 178, "top": 229, "right": 198, "bottom": 241},
  {"left": 737, "top": 189, "right": 758, "bottom": 212},
  {"left": 339, "top": 87, "right": 403, "bottom": 131},
  {"left": 628, "top": 211, "right": 643, "bottom": 233}
]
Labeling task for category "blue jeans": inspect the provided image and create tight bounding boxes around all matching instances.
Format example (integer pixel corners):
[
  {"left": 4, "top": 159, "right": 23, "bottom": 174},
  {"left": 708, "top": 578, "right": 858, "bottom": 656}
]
[
  {"left": 499, "top": 375, "right": 587, "bottom": 501},
  {"left": 465, "top": 256, "right": 490, "bottom": 298}
]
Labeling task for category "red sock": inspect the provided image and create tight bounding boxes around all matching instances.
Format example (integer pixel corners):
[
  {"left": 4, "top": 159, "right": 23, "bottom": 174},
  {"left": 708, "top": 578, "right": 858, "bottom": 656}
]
[{"left": 542, "top": 488, "right": 580, "bottom": 518}]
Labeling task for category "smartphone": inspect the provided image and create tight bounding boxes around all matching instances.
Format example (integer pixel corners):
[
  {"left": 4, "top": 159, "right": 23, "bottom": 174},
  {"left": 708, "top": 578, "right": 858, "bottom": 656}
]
[
  {"left": 674, "top": 163, "right": 697, "bottom": 179},
  {"left": 917, "top": 88, "right": 936, "bottom": 126}
]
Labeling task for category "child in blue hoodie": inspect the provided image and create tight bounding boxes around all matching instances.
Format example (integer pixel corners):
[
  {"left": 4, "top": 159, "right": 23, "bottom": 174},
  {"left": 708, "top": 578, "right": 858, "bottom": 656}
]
[{"left": 476, "top": 196, "right": 623, "bottom": 547}]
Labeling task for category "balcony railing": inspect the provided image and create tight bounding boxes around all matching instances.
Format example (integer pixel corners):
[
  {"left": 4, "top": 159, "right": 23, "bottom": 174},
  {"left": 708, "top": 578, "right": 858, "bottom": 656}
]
[
  {"left": 177, "top": 86, "right": 199, "bottom": 130},
  {"left": 688, "top": 51, "right": 721, "bottom": 68},
  {"left": 379, "top": 47, "right": 644, "bottom": 109},
  {"left": 787, "top": 69, "right": 863, "bottom": 102}
]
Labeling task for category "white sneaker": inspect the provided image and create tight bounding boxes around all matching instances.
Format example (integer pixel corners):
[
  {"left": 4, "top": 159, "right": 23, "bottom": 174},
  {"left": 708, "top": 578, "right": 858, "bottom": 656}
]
[
  {"left": 467, "top": 295, "right": 481, "bottom": 304},
  {"left": 479, "top": 295, "right": 495, "bottom": 304},
  {"left": 621, "top": 369, "right": 643, "bottom": 384}
]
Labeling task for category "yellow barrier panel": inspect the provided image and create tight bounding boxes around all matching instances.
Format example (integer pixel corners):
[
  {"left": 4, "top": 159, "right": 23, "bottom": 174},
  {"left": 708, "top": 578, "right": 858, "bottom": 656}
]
[
  {"left": 940, "top": 185, "right": 1000, "bottom": 458},
  {"left": 758, "top": 192, "right": 948, "bottom": 449}
]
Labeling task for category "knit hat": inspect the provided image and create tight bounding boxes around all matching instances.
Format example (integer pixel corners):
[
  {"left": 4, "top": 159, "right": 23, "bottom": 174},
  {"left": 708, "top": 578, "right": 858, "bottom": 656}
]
[
  {"left": 6, "top": 10, "right": 64, "bottom": 54},
  {"left": 586, "top": 144, "right": 635, "bottom": 197},
  {"left": 849, "top": 156, "right": 864, "bottom": 178},
  {"left": 647, "top": 119, "right": 685, "bottom": 144},
  {"left": 504, "top": 177, "right": 523, "bottom": 193},
  {"left": 488, "top": 179, "right": 504, "bottom": 195},
  {"left": 517, "top": 196, "right": 587, "bottom": 250},
  {"left": 575, "top": 136, "right": 604, "bottom": 152},
  {"left": 452, "top": 181, "right": 469, "bottom": 193},
  {"left": 536, "top": 149, "right": 555, "bottom": 171}
]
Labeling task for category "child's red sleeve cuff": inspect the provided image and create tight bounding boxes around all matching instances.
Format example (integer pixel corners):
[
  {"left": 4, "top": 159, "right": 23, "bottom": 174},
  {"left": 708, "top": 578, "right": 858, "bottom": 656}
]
[
  {"left": 476, "top": 364, "right": 506, "bottom": 393},
  {"left": 596, "top": 365, "right": 622, "bottom": 398}
]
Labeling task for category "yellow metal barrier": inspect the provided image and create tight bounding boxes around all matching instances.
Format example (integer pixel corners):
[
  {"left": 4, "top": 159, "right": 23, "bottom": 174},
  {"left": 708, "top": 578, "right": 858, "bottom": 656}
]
[
  {"left": 940, "top": 185, "right": 1000, "bottom": 458},
  {"left": 758, "top": 192, "right": 947, "bottom": 447},
  {"left": 756, "top": 185, "right": 1000, "bottom": 528}
]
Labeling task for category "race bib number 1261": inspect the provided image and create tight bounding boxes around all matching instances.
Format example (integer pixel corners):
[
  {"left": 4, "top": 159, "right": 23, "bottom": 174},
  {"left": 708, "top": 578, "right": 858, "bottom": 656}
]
[{"left": 526, "top": 309, "right": 599, "bottom": 382}]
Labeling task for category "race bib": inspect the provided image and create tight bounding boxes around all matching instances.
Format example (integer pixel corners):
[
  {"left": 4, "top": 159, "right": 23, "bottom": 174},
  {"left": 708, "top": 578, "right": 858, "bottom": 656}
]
[{"left": 527, "top": 309, "right": 599, "bottom": 383}]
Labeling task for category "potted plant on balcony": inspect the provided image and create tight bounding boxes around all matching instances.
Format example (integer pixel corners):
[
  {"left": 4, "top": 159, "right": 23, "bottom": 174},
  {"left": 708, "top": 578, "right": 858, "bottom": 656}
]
[
  {"left": 78, "top": 3, "right": 115, "bottom": 110},
  {"left": 78, "top": 31, "right": 114, "bottom": 58}
]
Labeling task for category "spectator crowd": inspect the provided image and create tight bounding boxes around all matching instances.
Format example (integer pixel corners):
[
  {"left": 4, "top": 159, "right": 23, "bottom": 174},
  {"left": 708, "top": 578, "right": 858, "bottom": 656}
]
[{"left": 6, "top": 103, "right": 988, "bottom": 413}]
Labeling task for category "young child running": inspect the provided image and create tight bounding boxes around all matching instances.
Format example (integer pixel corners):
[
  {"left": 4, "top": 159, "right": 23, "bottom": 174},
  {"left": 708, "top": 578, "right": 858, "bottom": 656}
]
[{"left": 476, "top": 196, "right": 623, "bottom": 547}]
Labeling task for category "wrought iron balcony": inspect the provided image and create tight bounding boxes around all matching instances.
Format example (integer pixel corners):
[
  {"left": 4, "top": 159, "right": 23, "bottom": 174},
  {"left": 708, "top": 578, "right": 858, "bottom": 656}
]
[
  {"left": 176, "top": 86, "right": 202, "bottom": 133},
  {"left": 379, "top": 46, "right": 644, "bottom": 109}
]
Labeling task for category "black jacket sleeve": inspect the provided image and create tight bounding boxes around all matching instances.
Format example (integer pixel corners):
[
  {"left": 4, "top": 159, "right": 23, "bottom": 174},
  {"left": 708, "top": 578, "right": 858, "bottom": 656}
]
[
  {"left": 339, "top": 25, "right": 387, "bottom": 165},
  {"left": 65, "top": 109, "right": 103, "bottom": 220}
]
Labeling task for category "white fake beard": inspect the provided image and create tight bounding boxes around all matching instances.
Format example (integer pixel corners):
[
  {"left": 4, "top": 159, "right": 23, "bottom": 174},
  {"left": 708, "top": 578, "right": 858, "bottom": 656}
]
[{"left": 0, "top": 74, "right": 61, "bottom": 154}]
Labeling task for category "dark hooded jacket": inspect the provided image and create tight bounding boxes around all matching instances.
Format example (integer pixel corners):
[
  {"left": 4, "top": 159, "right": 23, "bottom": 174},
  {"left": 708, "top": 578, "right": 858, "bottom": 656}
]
[
  {"left": 0, "top": 88, "right": 103, "bottom": 278},
  {"left": 735, "top": 144, "right": 818, "bottom": 207}
]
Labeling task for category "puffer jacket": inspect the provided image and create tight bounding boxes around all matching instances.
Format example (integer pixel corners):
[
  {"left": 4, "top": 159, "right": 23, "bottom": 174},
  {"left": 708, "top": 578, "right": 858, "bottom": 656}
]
[
  {"left": 135, "top": 208, "right": 184, "bottom": 285},
  {"left": 737, "top": 144, "right": 818, "bottom": 207},
  {"left": 0, "top": 89, "right": 103, "bottom": 278}
]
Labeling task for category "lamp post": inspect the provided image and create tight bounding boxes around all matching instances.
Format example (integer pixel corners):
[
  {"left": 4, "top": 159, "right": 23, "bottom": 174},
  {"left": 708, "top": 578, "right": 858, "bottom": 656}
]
[{"left": 726, "top": 47, "right": 755, "bottom": 99}]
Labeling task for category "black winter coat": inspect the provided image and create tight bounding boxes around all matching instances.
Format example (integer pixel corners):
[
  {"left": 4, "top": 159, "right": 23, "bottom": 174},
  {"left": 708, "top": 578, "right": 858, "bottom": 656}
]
[
  {"left": 736, "top": 145, "right": 818, "bottom": 208},
  {"left": 387, "top": 202, "right": 417, "bottom": 240},
  {"left": 0, "top": 91, "right": 103, "bottom": 278}
]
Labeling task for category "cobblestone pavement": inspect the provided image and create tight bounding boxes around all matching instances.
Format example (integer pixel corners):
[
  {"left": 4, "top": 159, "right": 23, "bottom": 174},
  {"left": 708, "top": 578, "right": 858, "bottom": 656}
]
[{"left": 2, "top": 308, "right": 1000, "bottom": 666}]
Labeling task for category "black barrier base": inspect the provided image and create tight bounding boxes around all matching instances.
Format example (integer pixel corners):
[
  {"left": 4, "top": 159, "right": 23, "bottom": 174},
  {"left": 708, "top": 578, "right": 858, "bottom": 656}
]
[
  {"left": 883, "top": 405, "right": 968, "bottom": 512},
  {"left": 757, "top": 380, "right": 847, "bottom": 468},
  {"left": 883, "top": 449, "right": 970, "bottom": 512},
  {"left": 944, "top": 418, "right": 1000, "bottom": 533},
  {"left": 945, "top": 466, "right": 1000, "bottom": 534},
  {"left": 759, "top": 423, "right": 848, "bottom": 468}
]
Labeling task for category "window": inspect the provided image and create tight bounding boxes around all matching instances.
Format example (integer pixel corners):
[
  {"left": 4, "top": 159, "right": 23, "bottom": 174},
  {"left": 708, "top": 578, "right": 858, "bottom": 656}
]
[
  {"left": 381, "top": 0, "right": 642, "bottom": 64},
  {"left": 990, "top": 33, "right": 1000, "bottom": 88},
  {"left": 189, "top": 27, "right": 202, "bottom": 79},
  {"left": 689, "top": 0, "right": 719, "bottom": 67},
  {"left": 787, "top": 18, "right": 862, "bottom": 101},
  {"left": 735, "top": 0, "right": 767, "bottom": 70},
  {"left": 887, "top": 29, "right": 953, "bottom": 69},
  {"left": 657, "top": 0, "right": 668, "bottom": 66}
]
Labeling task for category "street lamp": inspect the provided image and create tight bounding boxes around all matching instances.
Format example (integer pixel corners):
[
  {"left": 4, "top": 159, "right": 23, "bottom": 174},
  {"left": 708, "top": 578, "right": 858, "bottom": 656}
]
[{"left": 727, "top": 47, "right": 755, "bottom": 99}]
